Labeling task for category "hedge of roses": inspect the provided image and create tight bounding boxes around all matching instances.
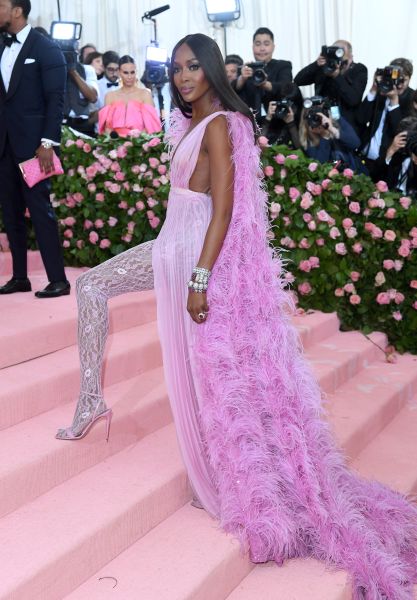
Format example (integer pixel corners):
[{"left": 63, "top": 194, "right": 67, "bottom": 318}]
[{"left": 0, "top": 129, "right": 416, "bottom": 353}]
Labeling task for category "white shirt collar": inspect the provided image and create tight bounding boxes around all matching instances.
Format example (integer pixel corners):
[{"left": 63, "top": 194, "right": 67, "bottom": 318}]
[{"left": 15, "top": 23, "right": 31, "bottom": 45}]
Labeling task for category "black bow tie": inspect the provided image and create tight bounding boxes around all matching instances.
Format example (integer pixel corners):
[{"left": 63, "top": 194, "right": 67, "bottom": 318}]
[
  {"left": 107, "top": 81, "right": 118, "bottom": 88},
  {"left": 2, "top": 32, "right": 20, "bottom": 47}
]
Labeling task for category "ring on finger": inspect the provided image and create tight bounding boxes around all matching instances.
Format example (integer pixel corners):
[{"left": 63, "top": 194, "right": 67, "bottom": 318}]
[{"left": 198, "top": 312, "right": 207, "bottom": 320}]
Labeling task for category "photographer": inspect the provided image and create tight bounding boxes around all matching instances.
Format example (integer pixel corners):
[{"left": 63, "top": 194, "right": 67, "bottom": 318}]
[
  {"left": 260, "top": 82, "right": 303, "bottom": 148},
  {"left": 63, "top": 46, "right": 98, "bottom": 136},
  {"left": 356, "top": 58, "right": 414, "bottom": 181},
  {"left": 294, "top": 40, "right": 367, "bottom": 131},
  {"left": 383, "top": 117, "right": 417, "bottom": 196},
  {"left": 234, "top": 27, "right": 292, "bottom": 119},
  {"left": 225, "top": 54, "right": 243, "bottom": 83},
  {"left": 299, "top": 97, "right": 362, "bottom": 171}
]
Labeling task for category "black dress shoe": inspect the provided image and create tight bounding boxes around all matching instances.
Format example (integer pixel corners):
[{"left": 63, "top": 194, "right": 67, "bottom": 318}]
[
  {"left": 0, "top": 277, "right": 32, "bottom": 294},
  {"left": 35, "top": 280, "right": 71, "bottom": 298}
]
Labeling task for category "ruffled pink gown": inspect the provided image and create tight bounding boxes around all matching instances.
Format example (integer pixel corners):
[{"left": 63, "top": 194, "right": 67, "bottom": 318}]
[
  {"left": 98, "top": 100, "right": 161, "bottom": 136},
  {"left": 152, "top": 110, "right": 417, "bottom": 599}
]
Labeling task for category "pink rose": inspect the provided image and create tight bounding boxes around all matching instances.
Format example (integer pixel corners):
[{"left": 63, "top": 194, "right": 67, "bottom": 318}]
[
  {"left": 76, "top": 240, "right": 84, "bottom": 249},
  {"left": 274, "top": 153, "right": 285, "bottom": 164},
  {"left": 109, "top": 183, "right": 121, "bottom": 194},
  {"left": 308, "top": 221, "right": 317, "bottom": 231},
  {"left": 64, "top": 229, "right": 73, "bottom": 238},
  {"left": 158, "top": 164, "right": 167, "bottom": 175},
  {"left": 298, "top": 282, "right": 312, "bottom": 295},
  {"left": 343, "top": 168, "right": 354, "bottom": 178},
  {"left": 64, "top": 216, "right": 76, "bottom": 226},
  {"left": 147, "top": 198, "right": 158, "bottom": 208},
  {"left": 107, "top": 217, "right": 118, "bottom": 227},
  {"left": 309, "top": 256, "right": 320, "bottom": 269},
  {"left": 94, "top": 219, "right": 104, "bottom": 229},
  {"left": 371, "top": 226, "right": 383, "bottom": 239},
  {"left": 308, "top": 162, "right": 318, "bottom": 172},
  {"left": 392, "top": 311, "right": 402, "bottom": 321},
  {"left": 368, "top": 198, "right": 379, "bottom": 209},
  {"left": 287, "top": 154, "right": 298, "bottom": 160},
  {"left": 376, "top": 292, "right": 390, "bottom": 305},
  {"left": 95, "top": 193, "right": 105, "bottom": 202},
  {"left": 89, "top": 231, "right": 99, "bottom": 245},
  {"left": 84, "top": 219, "right": 93, "bottom": 230},
  {"left": 115, "top": 171, "right": 126, "bottom": 181},
  {"left": 376, "top": 180, "right": 388, "bottom": 192},
  {"left": 65, "top": 139, "right": 75, "bottom": 147},
  {"left": 384, "top": 229, "right": 396, "bottom": 242},
  {"left": 280, "top": 168, "right": 287, "bottom": 179},
  {"left": 299, "top": 238, "right": 311, "bottom": 249},
  {"left": 118, "top": 201, "right": 128, "bottom": 210},
  {"left": 352, "top": 243, "right": 363, "bottom": 254},
  {"left": 83, "top": 143, "right": 91, "bottom": 153},
  {"left": 394, "top": 260, "right": 403, "bottom": 271},
  {"left": 149, "top": 157, "right": 160, "bottom": 168},
  {"left": 299, "top": 260, "right": 311, "bottom": 272},
  {"left": 303, "top": 213, "right": 312, "bottom": 223},
  {"left": 344, "top": 283, "right": 356, "bottom": 294},
  {"left": 329, "top": 227, "right": 341, "bottom": 239},
  {"left": 410, "top": 280, "right": 417, "bottom": 289},
  {"left": 149, "top": 216, "right": 161, "bottom": 229},
  {"left": 300, "top": 192, "right": 313, "bottom": 210},
  {"left": 409, "top": 227, "right": 417, "bottom": 238},
  {"left": 328, "top": 168, "right": 339, "bottom": 178},
  {"left": 258, "top": 135, "right": 269, "bottom": 147},
  {"left": 110, "top": 161, "right": 121, "bottom": 172},
  {"left": 321, "top": 178, "right": 331, "bottom": 189},
  {"left": 350, "top": 271, "right": 360, "bottom": 282},
  {"left": 383, "top": 259, "right": 395, "bottom": 270},
  {"left": 87, "top": 183, "right": 96, "bottom": 193},
  {"left": 349, "top": 201, "right": 360, "bottom": 214},
  {"left": 413, "top": 302, "right": 417, "bottom": 310},
  {"left": 116, "top": 145, "right": 127, "bottom": 158},
  {"left": 127, "top": 221, "right": 135, "bottom": 234},
  {"left": 342, "top": 218, "right": 353, "bottom": 229},
  {"left": 146, "top": 210, "right": 155, "bottom": 219},
  {"left": 316, "top": 238, "right": 325, "bottom": 246},
  {"left": 274, "top": 185, "right": 285, "bottom": 195},
  {"left": 350, "top": 294, "right": 361, "bottom": 305},
  {"left": 131, "top": 165, "right": 141, "bottom": 175},
  {"left": 399, "top": 196, "right": 412, "bottom": 209},
  {"left": 63, "top": 240, "right": 70, "bottom": 248},
  {"left": 99, "top": 239, "right": 111, "bottom": 249},
  {"left": 385, "top": 208, "right": 396, "bottom": 219},
  {"left": 346, "top": 227, "right": 357, "bottom": 239},
  {"left": 75, "top": 139, "right": 84, "bottom": 148},
  {"left": 136, "top": 201, "right": 145, "bottom": 210},
  {"left": 122, "top": 233, "right": 132, "bottom": 243},
  {"left": 86, "top": 165, "right": 98, "bottom": 179},
  {"left": 342, "top": 185, "right": 352, "bottom": 197},
  {"left": 398, "top": 245, "right": 410, "bottom": 258},
  {"left": 152, "top": 178, "right": 161, "bottom": 188},
  {"left": 148, "top": 137, "right": 161, "bottom": 147},
  {"left": 335, "top": 243, "right": 347, "bottom": 255},
  {"left": 394, "top": 292, "right": 405, "bottom": 304},
  {"left": 289, "top": 187, "right": 301, "bottom": 201},
  {"left": 335, "top": 288, "right": 345, "bottom": 297},
  {"left": 73, "top": 192, "right": 84, "bottom": 203},
  {"left": 317, "top": 209, "right": 331, "bottom": 222}
]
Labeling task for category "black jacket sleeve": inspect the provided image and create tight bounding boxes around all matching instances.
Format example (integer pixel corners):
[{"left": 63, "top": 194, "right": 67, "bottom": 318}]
[
  {"left": 331, "top": 63, "right": 368, "bottom": 107},
  {"left": 294, "top": 61, "right": 321, "bottom": 86},
  {"left": 40, "top": 40, "right": 67, "bottom": 142}
]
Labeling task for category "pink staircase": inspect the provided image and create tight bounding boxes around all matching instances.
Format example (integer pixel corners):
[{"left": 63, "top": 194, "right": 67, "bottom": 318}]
[{"left": 0, "top": 251, "right": 417, "bottom": 600}]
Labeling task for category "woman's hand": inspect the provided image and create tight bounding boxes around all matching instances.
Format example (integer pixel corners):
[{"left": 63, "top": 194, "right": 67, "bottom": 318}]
[
  {"left": 266, "top": 101, "right": 276, "bottom": 121},
  {"left": 386, "top": 131, "right": 407, "bottom": 160},
  {"left": 187, "top": 291, "right": 209, "bottom": 324}
]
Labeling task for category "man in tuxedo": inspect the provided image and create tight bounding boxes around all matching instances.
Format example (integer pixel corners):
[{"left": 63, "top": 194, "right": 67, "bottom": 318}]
[
  {"left": 97, "top": 51, "right": 120, "bottom": 109},
  {"left": 233, "top": 27, "right": 292, "bottom": 121},
  {"left": 0, "top": 0, "right": 70, "bottom": 297}
]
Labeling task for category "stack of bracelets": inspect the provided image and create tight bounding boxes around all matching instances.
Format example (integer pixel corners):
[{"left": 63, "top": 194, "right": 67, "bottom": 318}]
[{"left": 187, "top": 267, "right": 211, "bottom": 293}]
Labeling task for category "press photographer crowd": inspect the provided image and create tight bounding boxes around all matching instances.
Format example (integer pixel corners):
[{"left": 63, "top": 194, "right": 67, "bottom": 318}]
[{"left": 0, "top": 0, "right": 417, "bottom": 297}]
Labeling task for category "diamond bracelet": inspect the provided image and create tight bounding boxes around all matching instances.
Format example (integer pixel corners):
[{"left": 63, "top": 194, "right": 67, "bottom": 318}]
[{"left": 187, "top": 267, "right": 211, "bottom": 293}]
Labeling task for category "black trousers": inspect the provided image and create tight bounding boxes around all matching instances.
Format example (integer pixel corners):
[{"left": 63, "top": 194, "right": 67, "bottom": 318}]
[{"left": 0, "top": 138, "right": 66, "bottom": 282}]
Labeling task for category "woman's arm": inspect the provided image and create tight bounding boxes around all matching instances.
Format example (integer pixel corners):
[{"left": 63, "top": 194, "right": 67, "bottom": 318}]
[{"left": 187, "top": 115, "right": 234, "bottom": 324}]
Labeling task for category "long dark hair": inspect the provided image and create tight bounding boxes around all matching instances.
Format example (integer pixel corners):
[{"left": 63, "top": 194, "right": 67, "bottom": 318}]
[{"left": 169, "top": 33, "right": 257, "bottom": 137}]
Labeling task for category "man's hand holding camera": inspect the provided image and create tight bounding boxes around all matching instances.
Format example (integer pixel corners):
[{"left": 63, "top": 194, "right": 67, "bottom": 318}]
[
  {"left": 236, "top": 63, "right": 271, "bottom": 92},
  {"left": 266, "top": 101, "right": 295, "bottom": 124}
]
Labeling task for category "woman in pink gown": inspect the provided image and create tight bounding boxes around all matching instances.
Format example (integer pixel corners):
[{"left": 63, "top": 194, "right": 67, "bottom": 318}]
[
  {"left": 57, "top": 34, "right": 417, "bottom": 599},
  {"left": 98, "top": 55, "right": 161, "bottom": 137}
]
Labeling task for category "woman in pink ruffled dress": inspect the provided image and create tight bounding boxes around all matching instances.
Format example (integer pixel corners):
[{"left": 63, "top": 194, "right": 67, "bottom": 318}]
[
  {"left": 98, "top": 54, "right": 161, "bottom": 137},
  {"left": 57, "top": 34, "right": 417, "bottom": 599}
]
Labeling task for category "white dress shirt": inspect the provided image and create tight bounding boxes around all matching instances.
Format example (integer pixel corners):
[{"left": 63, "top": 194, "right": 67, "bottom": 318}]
[
  {"left": 0, "top": 23, "right": 31, "bottom": 92},
  {"left": 97, "top": 76, "right": 120, "bottom": 109}
]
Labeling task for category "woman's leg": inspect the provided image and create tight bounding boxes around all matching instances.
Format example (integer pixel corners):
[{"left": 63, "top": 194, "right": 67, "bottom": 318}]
[{"left": 56, "top": 240, "right": 155, "bottom": 439}]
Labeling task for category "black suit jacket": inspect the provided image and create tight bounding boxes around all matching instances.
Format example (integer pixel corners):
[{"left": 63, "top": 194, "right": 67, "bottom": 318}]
[
  {"left": 235, "top": 58, "right": 293, "bottom": 115},
  {"left": 294, "top": 61, "right": 368, "bottom": 129},
  {"left": 0, "top": 28, "right": 66, "bottom": 159},
  {"left": 356, "top": 86, "right": 414, "bottom": 160}
]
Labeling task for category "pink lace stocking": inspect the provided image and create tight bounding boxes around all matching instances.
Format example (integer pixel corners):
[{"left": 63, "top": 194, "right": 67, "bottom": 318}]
[{"left": 56, "top": 240, "right": 155, "bottom": 439}]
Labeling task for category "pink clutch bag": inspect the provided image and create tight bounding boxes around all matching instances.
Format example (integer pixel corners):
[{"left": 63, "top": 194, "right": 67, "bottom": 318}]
[{"left": 18, "top": 152, "right": 64, "bottom": 188}]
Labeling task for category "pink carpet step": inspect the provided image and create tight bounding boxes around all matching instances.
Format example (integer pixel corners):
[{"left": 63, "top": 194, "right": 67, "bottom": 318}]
[
  {"left": 0, "top": 321, "right": 162, "bottom": 431},
  {"left": 0, "top": 367, "right": 171, "bottom": 518},
  {"left": 65, "top": 393, "right": 417, "bottom": 600},
  {"left": 65, "top": 504, "right": 252, "bottom": 600},
  {"left": 0, "top": 269, "right": 156, "bottom": 369},
  {"left": 0, "top": 424, "right": 190, "bottom": 600},
  {"left": 0, "top": 249, "right": 44, "bottom": 276},
  {"left": 328, "top": 353, "right": 417, "bottom": 459}
]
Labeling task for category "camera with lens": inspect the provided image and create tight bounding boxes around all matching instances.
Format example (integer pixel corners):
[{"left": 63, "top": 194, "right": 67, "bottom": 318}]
[
  {"left": 321, "top": 45, "right": 345, "bottom": 75},
  {"left": 50, "top": 21, "right": 82, "bottom": 66},
  {"left": 304, "top": 96, "right": 330, "bottom": 129},
  {"left": 247, "top": 61, "right": 267, "bottom": 86},
  {"left": 142, "top": 45, "right": 169, "bottom": 86},
  {"left": 406, "top": 131, "right": 417, "bottom": 155},
  {"left": 273, "top": 98, "right": 293, "bottom": 120},
  {"left": 376, "top": 66, "right": 404, "bottom": 94}
]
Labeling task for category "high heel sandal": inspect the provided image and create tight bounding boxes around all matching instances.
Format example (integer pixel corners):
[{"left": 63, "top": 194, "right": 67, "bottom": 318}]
[{"left": 56, "top": 398, "right": 113, "bottom": 442}]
